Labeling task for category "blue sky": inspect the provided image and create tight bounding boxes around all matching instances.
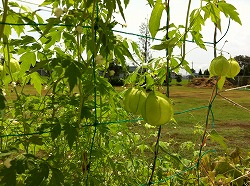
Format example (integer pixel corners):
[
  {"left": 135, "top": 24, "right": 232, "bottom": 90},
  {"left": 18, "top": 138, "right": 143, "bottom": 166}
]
[{"left": 9, "top": 0, "right": 250, "bottom": 73}]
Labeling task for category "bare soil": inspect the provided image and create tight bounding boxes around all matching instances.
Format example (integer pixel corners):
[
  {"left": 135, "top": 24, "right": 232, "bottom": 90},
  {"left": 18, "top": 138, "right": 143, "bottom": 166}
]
[{"left": 187, "top": 77, "right": 234, "bottom": 88}]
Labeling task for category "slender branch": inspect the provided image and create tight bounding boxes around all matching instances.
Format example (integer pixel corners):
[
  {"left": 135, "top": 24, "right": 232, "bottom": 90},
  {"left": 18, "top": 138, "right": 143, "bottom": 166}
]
[
  {"left": 181, "top": 0, "right": 192, "bottom": 66},
  {"left": 165, "top": 0, "right": 170, "bottom": 97},
  {"left": 213, "top": 25, "right": 217, "bottom": 57}
]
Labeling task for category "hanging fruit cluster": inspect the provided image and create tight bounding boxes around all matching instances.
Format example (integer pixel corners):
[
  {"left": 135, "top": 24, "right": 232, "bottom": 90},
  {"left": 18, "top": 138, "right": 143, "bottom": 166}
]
[
  {"left": 123, "top": 87, "right": 174, "bottom": 126},
  {"left": 208, "top": 56, "right": 240, "bottom": 90},
  {"left": 209, "top": 56, "right": 240, "bottom": 79}
]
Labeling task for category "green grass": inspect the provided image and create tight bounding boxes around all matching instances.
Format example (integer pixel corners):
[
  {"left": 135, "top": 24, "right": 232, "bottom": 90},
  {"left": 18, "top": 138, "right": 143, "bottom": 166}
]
[
  {"left": 163, "top": 85, "right": 250, "bottom": 156},
  {"left": 7, "top": 84, "right": 250, "bottom": 156},
  {"left": 118, "top": 84, "right": 250, "bottom": 157}
]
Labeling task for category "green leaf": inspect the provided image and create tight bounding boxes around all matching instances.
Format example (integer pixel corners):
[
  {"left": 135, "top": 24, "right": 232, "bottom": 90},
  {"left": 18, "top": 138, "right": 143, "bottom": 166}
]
[
  {"left": 16, "top": 159, "right": 26, "bottom": 174},
  {"left": 125, "top": 71, "right": 137, "bottom": 84},
  {"left": 81, "top": 105, "right": 93, "bottom": 120},
  {"left": 51, "top": 122, "right": 61, "bottom": 140},
  {"left": 209, "top": 129, "right": 227, "bottom": 150},
  {"left": 20, "top": 14, "right": 43, "bottom": 35},
  {"left": 30, "top": 72, "right": 44, "bottom": 95},
  {"left": 65, "top": 63, "right": 81, "bottom": 92},
  {"left": 40, "top": 18, "right": 61, "bottom": 39},
  {"left": 181, "top": 59, "right": 193, "bottom": 75},
  {"left": 131, "top": 41, "right": 142, "bottom": 60},
  {"left": 0, "top": 165, "right": 16, "bottom": 186},
  {"left": 25, "top": 169, "right": 46, "bottom": 186},
  {"left": 49, "top": 168, "right": 64, "bottom": 185},
  {"left": 20, "top": 52, "right": 36, "bottom": 74},
  {"left": 63, "top": 123, "right": 77, "bottom": 149},
  {"left": 28, "top": 60, "right": 48, "bottom": 74},
  {"left": 145, "top": 74, "right": 154, "bottom": 88},
  {"left": 215, "top": 161, "right": 243, "bottom": 185},
  {"left": 29, "top": 135, "right": 43, "bottom": 145},
  {"left": 170, "top": 58, "right": 179, "bottom": 70},
  {"left": 149, "top": 0, "right": 164, "bottom": 38},
  {"left": 190, "top": 31, "right": 206, "bottom": 50},
  {"left": 96, "top": 76, "right": 115, "bottom": 96},
  {"left": 218, "top": 2, "right": 242, "bottom": 25},
  {"left": 117, "top": 0, "right": 126, "bottom": 22},
  {"left": 190, "top": 9, "right": 205, "bottom": 32},
  {"left": 6, "top": 13, "right": 25, "bottom": 36},
  {"left": 151, "top": 37, "right": 178, "bottom": 50},
  {"left": 147, "top": 0, "right": 154, "bottom": 7},
  {"left": 202, "top": 3, "right": 221, "bottom": 30},
  {"left": 124, "top": 0, "right": 130, "bottom": 8}
]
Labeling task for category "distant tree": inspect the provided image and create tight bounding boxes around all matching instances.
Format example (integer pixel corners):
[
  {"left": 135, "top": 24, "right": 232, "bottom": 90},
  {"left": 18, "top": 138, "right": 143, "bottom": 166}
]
[
  {"left": 204, "top": 69, "right": 210, "bottom": 76},
  {"left": 234, "top": 55, "right": 250, "bottom": 76},
  {"left": 107, "top": 60, "right": 127, "bottom": 86},
  {"left": 198, "top": 69, "right": 202, "bottom": 75},
  {"left": 176, "top": 74, "right": 182, "bottom": 83},
  {"left": 138, "top": 20, "right": 152, "bottom": 63},
  {"left": 108, "top": 60, "right": 125, "bottom": 77},
  {"left": 190, "top": 68, "right": 196, "bottom": 74}
]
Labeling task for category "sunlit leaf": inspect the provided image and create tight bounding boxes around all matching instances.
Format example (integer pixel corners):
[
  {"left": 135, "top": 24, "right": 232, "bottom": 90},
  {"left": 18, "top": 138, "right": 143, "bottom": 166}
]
[
  {"left": 151, "top": 37, "right": 178, "bottom": 50},
  {"left": 20, "top": 52, "right": 36, "bottom": 75},
  {"left": 218, "top": 2, "right": 242, "bottom": 25},
  {"left": 30, "top": 72, "right": 44, "bottom": 95},
  {"left": 149, "top": 0, "right": 164, "bottom": 38}
]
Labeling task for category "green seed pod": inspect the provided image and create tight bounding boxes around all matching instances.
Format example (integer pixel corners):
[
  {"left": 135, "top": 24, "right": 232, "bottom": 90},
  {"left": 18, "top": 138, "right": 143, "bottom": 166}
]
[
  {"left": 123, "top": 87, "right": 147, "bottom": 115},
  {"left": 123, "top": 88, "right": 135, "bottom": 112},
  {"left": 0, "top": 65, "right": 5, "bottom": 78},
  {"left": 226, "top": 58, "right": 240, "bottom": 79},
  {"left": 5, "top": 58, "right": 20, "bottom": 74},
  {"left": 209, "top": 56, "right": 230, "bottom": 77},
  {"left": 141, "top": 91, "right": 173, "bottom": 126}
]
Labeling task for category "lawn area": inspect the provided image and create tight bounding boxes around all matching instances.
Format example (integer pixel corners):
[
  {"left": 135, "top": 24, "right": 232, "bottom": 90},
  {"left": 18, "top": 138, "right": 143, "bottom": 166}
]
[
  {"left": 116, "top": 83, "right": 250, "bottom": 156},
  {"left": 6, "top": 84, "right": 250, "bottom": 156},
  {"left": 162, "top": 85, "right": 250, "bottom": 156}
]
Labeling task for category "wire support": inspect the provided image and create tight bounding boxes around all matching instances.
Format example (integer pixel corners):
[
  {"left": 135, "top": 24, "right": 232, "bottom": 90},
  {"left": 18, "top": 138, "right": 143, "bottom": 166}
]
[
  {"left": 0, "top": 19, "right": 231, "bottom": 45},
  {"left": 0, "top": 104, "right": 211, "bottom": 139}
]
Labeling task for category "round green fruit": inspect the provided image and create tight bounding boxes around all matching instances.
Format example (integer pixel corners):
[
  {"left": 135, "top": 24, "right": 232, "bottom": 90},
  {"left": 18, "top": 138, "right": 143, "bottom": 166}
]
[
  {"left": 141, "top": 91, "right": 173, "bottom": 126},
  {"left": 226, "top": 58, "right": 240, "bottom": 78},
  {"left": 54, "top": 8, "right": 63, "bottom": 18},
  {"left": 6, "top": 58, "right": 20, "bottom": 74},
  {"left": 0, "top": 65, "right": 4, "bottom": 77},
  {"left": 123, "top": 88, "right": 135, "bottom": 112},
  {"left": 209, "top": 56, "right": 230, "bottom": 76},
  {"left": 109, "top": 70, "right": 115, "bottom": 76},
  {"left": 123, "top": 88, "right": 147, "bottom": 115}
]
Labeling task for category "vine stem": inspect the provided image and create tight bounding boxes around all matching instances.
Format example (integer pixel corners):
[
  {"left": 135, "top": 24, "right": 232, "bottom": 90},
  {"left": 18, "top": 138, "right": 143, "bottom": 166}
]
[
  {"left": 197, "top": 1, "right": 218, "bottom": 184},
  {"left": 170, "top": 0, "right": 192, "bottom": 71},
  {"left": 86, "top": 0, "right": 98, "bottom": 185},
  {"left": 148, "top": 125, "right": 162, "bottom": 185},
  {"left": 0, "top": 0, "right": 8, "bottom": 41},
  {"left": 197, "top": 78, "right": 218, "bottom": 185}
]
